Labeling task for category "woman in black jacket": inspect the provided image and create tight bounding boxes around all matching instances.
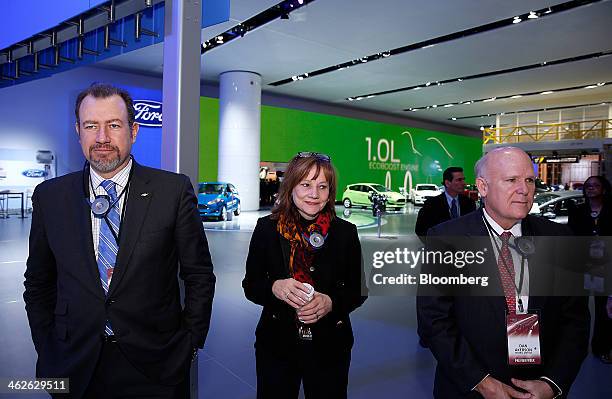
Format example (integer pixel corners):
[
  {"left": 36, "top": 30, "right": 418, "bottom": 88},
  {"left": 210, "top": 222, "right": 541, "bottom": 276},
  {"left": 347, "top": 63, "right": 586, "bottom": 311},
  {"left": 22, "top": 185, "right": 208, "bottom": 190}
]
[
  {"left": 568, "top": 175, "right": 612, "bottom": 364},
  {"left": 242, "top": 152, "right": 367, "bottom": 398}
]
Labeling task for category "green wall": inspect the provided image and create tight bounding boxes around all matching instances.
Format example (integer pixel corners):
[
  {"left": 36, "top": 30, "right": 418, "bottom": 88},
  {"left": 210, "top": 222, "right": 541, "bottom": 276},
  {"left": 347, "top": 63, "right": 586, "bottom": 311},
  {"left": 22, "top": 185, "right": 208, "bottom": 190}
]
[{"left": 199, "top": 97, "right": 482, "bottom": 200}]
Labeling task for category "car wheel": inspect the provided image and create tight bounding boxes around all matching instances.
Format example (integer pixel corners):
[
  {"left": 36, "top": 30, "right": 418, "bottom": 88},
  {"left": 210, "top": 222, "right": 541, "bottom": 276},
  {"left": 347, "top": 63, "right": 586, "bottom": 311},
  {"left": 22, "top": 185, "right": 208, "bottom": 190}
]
[
  {"left": 234, "top": 202, "right": 241, "bottom": 216},
  {"left": 226, "top": 208, "right": 234, "bottom": 221},
  {"left": 343, "top": 198, "right": 352, "bottom": 208},
  {"left": 219, "top": 206, "right": 227, "bottom": 222}
]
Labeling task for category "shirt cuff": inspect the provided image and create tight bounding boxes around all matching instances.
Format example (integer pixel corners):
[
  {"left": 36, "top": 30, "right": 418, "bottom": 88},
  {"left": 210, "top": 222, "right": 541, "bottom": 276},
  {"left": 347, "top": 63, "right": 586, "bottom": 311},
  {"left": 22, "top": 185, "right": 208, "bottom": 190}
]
[
  {"left": 471, "top": 374, "right": 490, "bottom": 391},
  {"left": 539, "top": 376, "right": 562, "bottom": 398}
]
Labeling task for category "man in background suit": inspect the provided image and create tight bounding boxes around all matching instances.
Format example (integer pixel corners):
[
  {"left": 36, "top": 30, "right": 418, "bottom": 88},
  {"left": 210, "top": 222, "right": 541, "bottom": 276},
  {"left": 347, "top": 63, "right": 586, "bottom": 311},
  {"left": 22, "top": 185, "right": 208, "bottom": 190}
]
[
  {"left": 24, "top": 83, "right": 216, "bottom": 398},
  {"left": 415, "top": 166, "right": 477, "bottom": 244},
  {"left": 417, "top": 147, "right": 589, "bottom": 398}
]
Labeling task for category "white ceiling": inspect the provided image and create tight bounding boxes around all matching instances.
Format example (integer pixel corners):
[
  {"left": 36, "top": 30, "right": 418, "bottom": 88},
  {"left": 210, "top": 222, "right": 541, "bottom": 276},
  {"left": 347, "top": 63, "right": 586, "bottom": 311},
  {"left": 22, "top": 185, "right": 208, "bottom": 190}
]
[{"left": 96, "top": 0, "right": 612, "bottom": 130}]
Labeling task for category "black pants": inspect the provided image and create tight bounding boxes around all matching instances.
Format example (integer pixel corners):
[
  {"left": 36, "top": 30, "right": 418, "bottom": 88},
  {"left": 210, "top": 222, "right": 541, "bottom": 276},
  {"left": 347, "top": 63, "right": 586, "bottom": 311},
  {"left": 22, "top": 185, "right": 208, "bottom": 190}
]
[
  {"left": 82, "top": 339, "right": 189, "bottom": 399},
  {"left": 255, "top": 341, "right": 351, "bottom": 399},
  {"left": 592, "top": 295, "right": 612, "bottom": 356}
]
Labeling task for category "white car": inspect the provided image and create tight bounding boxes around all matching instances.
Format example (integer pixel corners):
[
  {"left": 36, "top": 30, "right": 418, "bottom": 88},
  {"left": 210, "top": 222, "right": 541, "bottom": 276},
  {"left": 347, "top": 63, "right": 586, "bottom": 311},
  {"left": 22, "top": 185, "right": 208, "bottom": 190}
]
[
  {"left": 529, "top": 191, "right": 584, "bottom": 224},
  {"left": 410, "top": 184, "right": 441, "bottom": 205}
]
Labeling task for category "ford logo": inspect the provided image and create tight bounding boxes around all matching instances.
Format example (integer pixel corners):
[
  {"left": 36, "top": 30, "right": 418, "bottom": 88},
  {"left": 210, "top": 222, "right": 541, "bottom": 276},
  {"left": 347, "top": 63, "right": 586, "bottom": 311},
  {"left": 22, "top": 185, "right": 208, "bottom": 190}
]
[
  {"left": 133, "top": 100, "right": 162, "bottom": 127},
  {"left": 22, "top": 169, "right": 47, "bottom": 178}
]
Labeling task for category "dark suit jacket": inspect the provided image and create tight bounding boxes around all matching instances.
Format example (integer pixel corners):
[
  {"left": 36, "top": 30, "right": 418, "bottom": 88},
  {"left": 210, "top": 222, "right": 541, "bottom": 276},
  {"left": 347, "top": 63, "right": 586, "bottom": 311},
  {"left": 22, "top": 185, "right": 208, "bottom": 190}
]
[
  {"left": 416, "top": 210, "right": 589, "bottom": 398},
  {"left": 242, "top": 215, "right": 367, "bottom": 357},
  {"left": 24, "top": 163, "right": 216, "bottom": 398},
  {"left": 415, "top": 193, "right": 477, "bottom": 244}
]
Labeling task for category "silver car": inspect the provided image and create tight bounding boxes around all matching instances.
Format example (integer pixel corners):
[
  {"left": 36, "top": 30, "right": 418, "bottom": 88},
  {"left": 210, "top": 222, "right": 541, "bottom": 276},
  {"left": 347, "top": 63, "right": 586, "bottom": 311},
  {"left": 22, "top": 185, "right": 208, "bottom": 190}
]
[{"left": 529, "top": 191, "right": 584, "bottom": 224}]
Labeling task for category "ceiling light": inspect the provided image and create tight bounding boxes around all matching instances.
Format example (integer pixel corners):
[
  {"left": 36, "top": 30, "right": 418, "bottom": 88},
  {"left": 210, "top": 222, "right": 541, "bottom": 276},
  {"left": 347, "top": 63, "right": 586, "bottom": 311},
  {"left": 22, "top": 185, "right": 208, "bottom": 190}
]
[
  {"left": 480, "top": 126, "right": 484, "bottom": 131},
  {"left": 298, "top": 0, "right": 304, "bottom": 4},
  {"left": 425, "top": 82, "right": 431, "bottom": 87},
  {"left": 291, "top": 76, "right": 298, "bottom": 81},
  {"left": 347, "top": 97, "right": 354, "bottom": 101},
  {"left": 366, "top": 95, "right": 375, "bottom": 99},
  {"left": 463, "top": 100, "right": 473, "bottom": 105},
  {"left": 451, "top": 117, "right": 457, "bottom": 120},
  {"left": 512, "top": 16, "right": 521, "bottom": 24},
  {"left": 432, "top": 104, "right": 437, "bottom": 108},
  {"left": 539, "top": 120, "right": 544, "bottom": 124},
  {"left": 540, "top": 91, "right": 553, "bottom": 95},
  {"left": 597, "top": 82, "right": 605, "bottom": 86},
  {"left": 457, "top": 78, "right": 463, "bottom": 82},
  {"left": 483, "top": 97, "right": 496, "bottom": 102},
  {"left": 356, "top": 96, "right": 363, "bottom": 100},
  {"left": 528, "top": 11, "right": 538, "bottom": 19},
  {"left": 510, "top": 95, "right": 522, "bottom": 99},
  {"left": 297, "top": 76, "right": 304, "bottom": 80},
  {"left": 585, "top": 84, "right": 598, "bottom": 89},
  {"left": 382, "top": 52, "right": 390, "bottom": 57},
  {"left": 216, "top": 36, "right": 224, "bottom": 44},
  {"left": 443, "top": 104, "right": 454, "bottom": 107},
  {"left": 544, "top": 7, "right": 552, "bottom": 14},
  {"left": 304, "top": 72, "right": 309, "bottom": 77}
]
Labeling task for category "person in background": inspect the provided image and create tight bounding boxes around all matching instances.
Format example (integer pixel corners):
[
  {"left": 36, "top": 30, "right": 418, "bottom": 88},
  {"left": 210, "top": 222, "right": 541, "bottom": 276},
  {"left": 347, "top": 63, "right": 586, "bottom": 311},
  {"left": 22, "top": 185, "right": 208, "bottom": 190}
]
[
  {"left": 24, "top": 83, "right": 215, "bottom": 398},
  {"left": 242, "top": 152, "right": 367, "bottom": 399},
  {"left": 568, "top": 175, "right": 612, "bottom": 364},
  {"left": 415, "top": 166, "right": 477, "bottom": 244}
]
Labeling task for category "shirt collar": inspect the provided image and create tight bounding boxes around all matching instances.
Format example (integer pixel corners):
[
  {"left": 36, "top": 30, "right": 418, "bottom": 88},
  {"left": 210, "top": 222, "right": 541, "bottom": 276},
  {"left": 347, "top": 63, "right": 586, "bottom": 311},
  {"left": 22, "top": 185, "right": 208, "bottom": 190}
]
[
  {"left": 90, "top": 158, "right": 133, "bottom": 191},
  {"left": 444, "top": 189, "right": 458, "bottom": 202},
  {"left": 483, "top": 207, "right": 522, "bottom": 237}
]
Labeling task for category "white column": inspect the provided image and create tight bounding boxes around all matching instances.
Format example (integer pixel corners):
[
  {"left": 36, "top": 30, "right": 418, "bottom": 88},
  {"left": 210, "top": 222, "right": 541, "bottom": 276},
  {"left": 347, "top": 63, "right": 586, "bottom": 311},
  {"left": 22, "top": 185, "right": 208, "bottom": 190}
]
[
  {"left": 218, "top": 71, "right": 261, "bottom": 211},
  {"left": 161, "top": 0, "right": 202, "bottom": 187}
]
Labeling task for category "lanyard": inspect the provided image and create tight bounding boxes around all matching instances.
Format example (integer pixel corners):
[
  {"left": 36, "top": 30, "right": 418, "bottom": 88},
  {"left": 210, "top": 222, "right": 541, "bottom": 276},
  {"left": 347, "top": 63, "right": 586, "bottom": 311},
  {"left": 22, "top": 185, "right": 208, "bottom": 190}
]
[{"left": 482, "top": 216, "right": 527, "bottom": 313}]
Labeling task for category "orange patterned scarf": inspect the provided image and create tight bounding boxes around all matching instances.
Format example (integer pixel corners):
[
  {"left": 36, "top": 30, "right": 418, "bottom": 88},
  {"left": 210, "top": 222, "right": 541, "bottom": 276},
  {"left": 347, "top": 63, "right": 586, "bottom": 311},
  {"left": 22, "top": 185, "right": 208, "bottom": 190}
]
[{"left": 277, "top": 212, "right": 331, "bottom": 285}]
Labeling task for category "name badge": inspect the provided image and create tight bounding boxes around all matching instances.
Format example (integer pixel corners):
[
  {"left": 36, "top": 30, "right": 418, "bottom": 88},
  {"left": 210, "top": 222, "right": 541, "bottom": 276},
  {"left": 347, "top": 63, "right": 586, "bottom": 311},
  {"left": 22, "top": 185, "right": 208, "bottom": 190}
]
[{"left": 506, "top": 313, "right": 541, "bottom": 366}]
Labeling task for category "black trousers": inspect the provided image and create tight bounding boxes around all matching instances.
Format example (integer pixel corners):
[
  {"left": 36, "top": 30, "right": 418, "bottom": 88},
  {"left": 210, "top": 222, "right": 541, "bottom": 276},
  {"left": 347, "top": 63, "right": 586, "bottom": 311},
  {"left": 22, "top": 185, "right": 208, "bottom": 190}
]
[
  {"left": 591, "top": 295, "right": 612, "bottom": 356},
  {"left": 255, "top": 340, "right": 351, "bottom": 399},
  {"left": 82, "top": 338, "right": 189, "bottom": 399}
]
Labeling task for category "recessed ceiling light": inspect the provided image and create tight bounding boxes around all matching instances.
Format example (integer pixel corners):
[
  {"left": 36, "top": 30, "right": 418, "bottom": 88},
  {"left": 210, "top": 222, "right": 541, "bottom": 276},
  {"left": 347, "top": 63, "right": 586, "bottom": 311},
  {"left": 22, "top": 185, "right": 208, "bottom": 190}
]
[
  {"left": 483, "top": 97, "right": 496, "bottom": 102},
  {"left": 511, "top": 95, "right": 523, "bottom": 99},
  {"left": 528, "top": 11, "right": 538, "bottom": 19},
  {"left": 512, "top": 16, "right": 521, "bottom": 24},
  {"left": 585, "top": 84, "right": 598, "bottom": 89},
  {"left": 443, "top": 104, "right": 454, "bottom": 107},
  {"left": 540, "top": 91, "right": 553, "bottom": 95}
]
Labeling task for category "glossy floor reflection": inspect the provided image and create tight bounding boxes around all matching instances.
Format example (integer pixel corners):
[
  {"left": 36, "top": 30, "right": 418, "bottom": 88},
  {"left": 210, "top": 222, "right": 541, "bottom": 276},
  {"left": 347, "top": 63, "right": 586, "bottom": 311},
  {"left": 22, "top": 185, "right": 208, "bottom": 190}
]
[{"left": 0, "top": 205, "right": 610, "bottom": 398}]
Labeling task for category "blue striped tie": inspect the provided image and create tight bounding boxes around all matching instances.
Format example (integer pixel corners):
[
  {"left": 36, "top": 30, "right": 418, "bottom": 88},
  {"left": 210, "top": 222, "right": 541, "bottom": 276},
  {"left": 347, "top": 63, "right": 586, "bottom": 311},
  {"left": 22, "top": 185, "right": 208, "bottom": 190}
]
[{"left": 97, "top": 179, "right": 120, "bottom": 336}]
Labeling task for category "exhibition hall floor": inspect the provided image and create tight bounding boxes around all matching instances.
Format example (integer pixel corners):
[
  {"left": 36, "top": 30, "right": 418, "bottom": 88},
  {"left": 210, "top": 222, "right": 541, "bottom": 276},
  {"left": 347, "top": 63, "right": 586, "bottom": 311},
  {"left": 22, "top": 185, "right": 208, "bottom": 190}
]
[{"left": 0, "top": 206, "right": 610, "bottom": 398}]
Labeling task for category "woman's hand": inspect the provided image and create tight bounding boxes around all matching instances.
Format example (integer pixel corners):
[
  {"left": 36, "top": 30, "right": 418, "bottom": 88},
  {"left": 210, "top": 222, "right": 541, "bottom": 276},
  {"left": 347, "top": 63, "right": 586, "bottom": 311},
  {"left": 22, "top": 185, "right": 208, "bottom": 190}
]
[
  {"left": 272, "top": 278, "right": 311, "bottom": 309},
  {"left": 297, "top": 292, "right": 332, "bottom": 324}
]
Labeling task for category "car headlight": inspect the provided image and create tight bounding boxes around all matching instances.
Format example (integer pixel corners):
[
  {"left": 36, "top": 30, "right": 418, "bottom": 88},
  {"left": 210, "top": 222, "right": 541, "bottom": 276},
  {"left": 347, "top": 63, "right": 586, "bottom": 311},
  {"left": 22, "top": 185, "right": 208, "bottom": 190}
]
[{"left": 207, "top": 198, "right": 222, "bottom": 205}]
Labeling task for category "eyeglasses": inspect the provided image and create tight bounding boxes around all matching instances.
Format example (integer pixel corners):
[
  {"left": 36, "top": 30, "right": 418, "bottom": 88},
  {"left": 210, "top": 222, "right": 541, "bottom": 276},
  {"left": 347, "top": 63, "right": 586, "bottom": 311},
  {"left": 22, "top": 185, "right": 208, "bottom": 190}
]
[{"left": 297, "top": 152, "right": 331, "bottom": 162}]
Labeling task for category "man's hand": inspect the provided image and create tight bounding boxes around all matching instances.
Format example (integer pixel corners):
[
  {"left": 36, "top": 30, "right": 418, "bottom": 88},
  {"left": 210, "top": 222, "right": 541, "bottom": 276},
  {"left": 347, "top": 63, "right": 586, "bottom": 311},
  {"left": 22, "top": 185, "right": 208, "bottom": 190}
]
[
  {"left": 296, "top": 292, "right": 332, "bottom": 324},
  {"left": 511, "top": 379, "right": 555, "bottom": 399},
  {"left": 272, "top": 278, "right": 311, "bottom": 309},
  {"left": 475, "top": 376, "right": 531, "bottom": 399}
]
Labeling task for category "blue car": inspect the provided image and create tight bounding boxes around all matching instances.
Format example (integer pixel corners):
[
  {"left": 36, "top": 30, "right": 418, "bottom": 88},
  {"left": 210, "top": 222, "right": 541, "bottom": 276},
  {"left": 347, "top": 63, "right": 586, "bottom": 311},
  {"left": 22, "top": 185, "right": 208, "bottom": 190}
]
[{"left": 197, "top": 182, "right": 241, "bottom": 221}]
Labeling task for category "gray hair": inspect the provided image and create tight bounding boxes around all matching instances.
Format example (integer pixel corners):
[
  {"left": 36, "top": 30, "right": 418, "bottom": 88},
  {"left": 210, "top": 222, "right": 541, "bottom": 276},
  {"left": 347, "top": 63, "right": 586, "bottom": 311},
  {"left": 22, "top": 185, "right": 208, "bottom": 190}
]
[{"left": 475, "top": 146, "right": 527, "bottom": 179}]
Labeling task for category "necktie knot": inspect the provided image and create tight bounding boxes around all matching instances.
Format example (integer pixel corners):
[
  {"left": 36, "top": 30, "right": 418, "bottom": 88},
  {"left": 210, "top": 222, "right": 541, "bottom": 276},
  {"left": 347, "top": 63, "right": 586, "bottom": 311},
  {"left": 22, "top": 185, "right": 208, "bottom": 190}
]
[
  {"left": 101, "top": 180, "right": 118, "bottom": 201},
  {"left": 500, "top": 231, "right": 513, "bottom": 244}
]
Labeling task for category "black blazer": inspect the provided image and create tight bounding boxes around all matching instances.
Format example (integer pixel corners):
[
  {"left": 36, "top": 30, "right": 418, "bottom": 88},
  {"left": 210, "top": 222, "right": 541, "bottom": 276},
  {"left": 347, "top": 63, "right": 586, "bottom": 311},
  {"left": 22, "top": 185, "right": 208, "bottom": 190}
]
[
  {"left": 568, "top": 201, "right": 612, "bottom": 236},
  {"left": 242, "top": 215, "right": 367, "bottom": 356},
  {"left": 415, "top": 193, "right": 477, "bottom": 244},
  {"left": 24, "top": 163, "right": 216, "bottom": 398},
  {"left": 416, "top": 210, "right": 589, "bottom": 398}
]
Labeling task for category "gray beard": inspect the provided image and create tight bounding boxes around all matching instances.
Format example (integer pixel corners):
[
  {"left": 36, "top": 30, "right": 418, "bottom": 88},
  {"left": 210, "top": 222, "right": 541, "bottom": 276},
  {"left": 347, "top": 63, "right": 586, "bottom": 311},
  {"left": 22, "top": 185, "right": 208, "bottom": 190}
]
[{"left": 89, "top": 153, "right": 127, "bottom": 175}]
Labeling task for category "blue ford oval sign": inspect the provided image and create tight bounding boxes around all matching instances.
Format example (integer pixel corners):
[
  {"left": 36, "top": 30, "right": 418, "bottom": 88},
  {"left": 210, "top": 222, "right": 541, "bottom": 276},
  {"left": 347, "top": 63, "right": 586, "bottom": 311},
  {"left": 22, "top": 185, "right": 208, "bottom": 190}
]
[
  {"left": 22, "top": 169, "right": 47, "bottom": 178},
  {"left": 133, "top": 100, "right": 162, "bottom": 127}
]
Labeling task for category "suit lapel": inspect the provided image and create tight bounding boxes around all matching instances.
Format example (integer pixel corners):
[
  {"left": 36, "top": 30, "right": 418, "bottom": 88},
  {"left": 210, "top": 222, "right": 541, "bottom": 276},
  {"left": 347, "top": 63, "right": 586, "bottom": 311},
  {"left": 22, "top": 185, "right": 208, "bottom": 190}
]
[
  {"left": 465, "top": 211, "right": 507, "bottom": 324},
  {"left": 71, "top": 173, "right": 106, "bottom": 298},
  {"left": 107, "top": 164, "right": 152, "bottom": 297}
]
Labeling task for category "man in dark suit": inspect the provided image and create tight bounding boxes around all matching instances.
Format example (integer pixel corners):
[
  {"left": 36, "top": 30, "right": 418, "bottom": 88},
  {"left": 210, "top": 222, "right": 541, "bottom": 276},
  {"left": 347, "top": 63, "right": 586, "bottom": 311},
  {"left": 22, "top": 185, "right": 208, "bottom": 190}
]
[
  {"left": 417, "top": 147, "right": 589, "bottom": 399},
  {"left": 415, "top": 166, "right": 476, "bottom": 244},
  {"left": 24, "top": 83, "right": 216, "bottom": 398}
]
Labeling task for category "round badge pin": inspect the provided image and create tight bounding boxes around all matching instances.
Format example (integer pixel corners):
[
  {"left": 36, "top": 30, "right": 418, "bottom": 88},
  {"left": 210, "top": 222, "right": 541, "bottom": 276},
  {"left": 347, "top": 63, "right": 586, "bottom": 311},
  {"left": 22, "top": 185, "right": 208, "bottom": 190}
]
[
  {"left": 309, "top": 232, "right": 324, "bottom": 248},
  {"left": 91, "top": 196, "right": 110, "bottom": 216}
]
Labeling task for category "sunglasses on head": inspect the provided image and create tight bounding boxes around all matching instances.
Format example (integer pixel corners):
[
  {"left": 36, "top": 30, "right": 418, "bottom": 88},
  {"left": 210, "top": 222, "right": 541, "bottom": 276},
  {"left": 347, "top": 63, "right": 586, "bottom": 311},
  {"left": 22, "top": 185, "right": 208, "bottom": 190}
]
[{"left": 297, "top": 152, "right": 331, "bottom": 162}]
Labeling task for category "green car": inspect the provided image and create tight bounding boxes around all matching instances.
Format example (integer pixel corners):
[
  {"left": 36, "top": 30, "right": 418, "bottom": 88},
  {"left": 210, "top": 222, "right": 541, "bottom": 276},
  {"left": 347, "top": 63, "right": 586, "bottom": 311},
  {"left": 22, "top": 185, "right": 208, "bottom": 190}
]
[{"left": 342, "top": 183, "right": 407, "bottom": 210}]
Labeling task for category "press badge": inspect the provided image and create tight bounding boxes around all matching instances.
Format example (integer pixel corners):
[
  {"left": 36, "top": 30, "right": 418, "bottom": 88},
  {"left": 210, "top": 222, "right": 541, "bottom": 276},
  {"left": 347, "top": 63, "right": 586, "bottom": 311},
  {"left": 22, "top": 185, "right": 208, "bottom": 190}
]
[{"left": 506, "top": 313, "right": 542, "bottom": 366}]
